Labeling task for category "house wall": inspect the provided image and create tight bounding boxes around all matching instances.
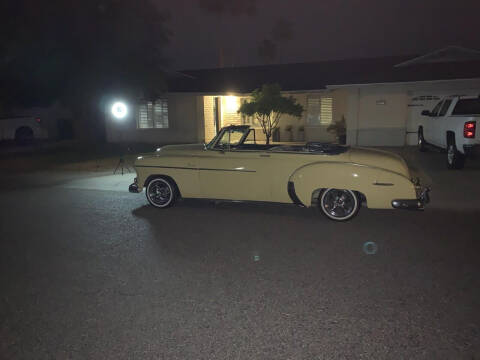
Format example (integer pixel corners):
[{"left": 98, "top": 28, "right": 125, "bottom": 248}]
[
  {"left": 236, "top": 91, "right": 344, "bottom": 143},
  {"left": 342, "top": 79, "right": 480, "bottom": 146},
  {"left": 106, "top": 93, "right": 204, "bottom": 144},
  {"left": 358, "top": 88, "right": 408, "bottom": 146},
  {"left": 304, "top": 90, "right": 347, "bottom": 143},
  {"left": 203, "top": 96, "right": 216, "bottom": 142}
]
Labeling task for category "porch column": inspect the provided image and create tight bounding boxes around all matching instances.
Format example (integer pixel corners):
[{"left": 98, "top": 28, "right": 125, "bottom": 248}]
[{"left": 345, "top": 88, "right": 360, "bottom": 146}]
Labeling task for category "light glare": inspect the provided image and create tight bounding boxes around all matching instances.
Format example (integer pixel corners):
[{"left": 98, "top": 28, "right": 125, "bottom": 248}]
[
  {"left": 111, "top": 102, "right": 127, "bottom": 119},
  {"left": 225, "top": 96, "right": 239, "bottom": 113}
]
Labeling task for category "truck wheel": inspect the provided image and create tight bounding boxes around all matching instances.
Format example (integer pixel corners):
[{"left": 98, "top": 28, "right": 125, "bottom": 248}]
[
  {"left": 15, "top": 126, "right": 34, "bottom": 145},
  {"left": 418, "top": 128, "right": 427, "bottom": 152},
  {"left": 446, "top": 139, "right": 465, "bottom": 170}
]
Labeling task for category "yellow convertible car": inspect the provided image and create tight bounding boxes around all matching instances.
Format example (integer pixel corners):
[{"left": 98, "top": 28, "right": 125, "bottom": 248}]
[{"left": 129, "top": 125, "right": 429, "bottom": 221}]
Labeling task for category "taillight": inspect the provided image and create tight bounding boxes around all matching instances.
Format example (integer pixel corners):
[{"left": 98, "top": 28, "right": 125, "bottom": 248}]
[
  {"left": 464, "top": 121, "right": 476, "bottom": 138},
  {"left": 35, "top": 118, "right": 41, "bottom": 124}
]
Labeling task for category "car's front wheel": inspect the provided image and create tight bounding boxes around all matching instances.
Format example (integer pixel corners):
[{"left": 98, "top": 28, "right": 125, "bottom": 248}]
[
  {"left": 319, "top": 188, "right": 360, "bottom": 221},
  {"left": 146, "top": 177, "right": 177, "bottom": 208}
]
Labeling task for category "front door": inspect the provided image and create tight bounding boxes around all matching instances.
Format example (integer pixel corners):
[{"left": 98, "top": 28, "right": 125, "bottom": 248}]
[{"left": 424, "top": 100, "right": 443, "bottom": 146}]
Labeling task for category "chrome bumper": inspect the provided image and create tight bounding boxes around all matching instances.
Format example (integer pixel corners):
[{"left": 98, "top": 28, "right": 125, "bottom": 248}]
[
  {"left": 392, "top": 186, "right": 430, "bottom": 210},
  {"left": 129, "top": 177, "right": 141, "bottom": 193}
]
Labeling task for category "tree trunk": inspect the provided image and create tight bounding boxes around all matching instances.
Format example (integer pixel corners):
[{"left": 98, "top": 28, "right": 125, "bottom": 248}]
[{"left": 265, "top": 134, "right": 270, "bottom": 145}]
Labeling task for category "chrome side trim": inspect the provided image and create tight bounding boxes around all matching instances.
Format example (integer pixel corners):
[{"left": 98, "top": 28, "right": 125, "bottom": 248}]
[
  {"left": 373, "top": 181, "right": 394, "bottom": 186},
  {"left": 135, "top": 165, "right": 256, "bottom": 173}
]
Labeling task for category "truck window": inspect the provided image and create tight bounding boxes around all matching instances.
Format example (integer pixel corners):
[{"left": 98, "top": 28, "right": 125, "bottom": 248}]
[
  {"left": 431, "top": 101, "right": 443, "bottom": 116},
  {"left": 452, "top": 98, "right": 480, "bottom": 115},
  {"left": 439, "top": 100, "right": 452, "bottom": 116}
]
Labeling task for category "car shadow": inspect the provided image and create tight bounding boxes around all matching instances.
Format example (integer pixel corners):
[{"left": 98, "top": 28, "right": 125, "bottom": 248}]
[{"left": 130, "top": 199, "right": 350, "bottom": 264}]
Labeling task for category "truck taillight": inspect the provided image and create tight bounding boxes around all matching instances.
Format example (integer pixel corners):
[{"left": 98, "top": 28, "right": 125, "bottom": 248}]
[{"left": 464, "top": 121, "right": 476, "bottom": 138}]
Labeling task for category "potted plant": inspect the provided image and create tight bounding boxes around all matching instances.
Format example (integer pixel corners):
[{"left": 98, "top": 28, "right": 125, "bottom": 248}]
[
  {"left": 327, "top": 116, "right": 346, "bottom": 144},
  {"left": 285, "top": 124, "right": 294, "bottom": 141},
  {"left": 297, "top": 125, "right": 305, "bottom": 142}
]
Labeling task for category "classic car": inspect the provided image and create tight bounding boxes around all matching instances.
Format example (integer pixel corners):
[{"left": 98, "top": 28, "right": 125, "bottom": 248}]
[{"left": 129, "top": 125, "right": 430, "bottom": 221}]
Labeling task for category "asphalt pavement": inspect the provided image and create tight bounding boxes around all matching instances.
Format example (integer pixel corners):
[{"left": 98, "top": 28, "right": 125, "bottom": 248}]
[{"left": 1, "top": 148, "right": 479, "bottom": 359}]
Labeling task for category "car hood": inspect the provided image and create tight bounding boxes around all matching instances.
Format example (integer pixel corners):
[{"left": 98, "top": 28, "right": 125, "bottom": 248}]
[
  {"left": 160, "top": 144, "right": 206, "bottom": 152},
  {"left": 348, "top": 147, "right": 411, "bottom": 178}
]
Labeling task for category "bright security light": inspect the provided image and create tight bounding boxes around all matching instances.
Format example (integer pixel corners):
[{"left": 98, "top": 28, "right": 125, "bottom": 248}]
[
  {"left": 225, "top": 95, "right": 239, "bottom": 113},
  {"left": 111, "top": 102, "right": 127, "bottom": 119}
]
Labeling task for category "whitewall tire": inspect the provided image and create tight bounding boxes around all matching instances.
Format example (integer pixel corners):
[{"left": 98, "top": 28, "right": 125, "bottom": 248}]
[
  {"left": 146, "top": 177, "right": 176, "bottom": 208},
  {"left": 319, "top": 188, "right": 360, "bottom": 221}
]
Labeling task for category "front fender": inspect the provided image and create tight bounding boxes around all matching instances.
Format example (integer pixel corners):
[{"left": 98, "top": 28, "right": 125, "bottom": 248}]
[{"left": 289, "top": 162, "right": 417, "bottom": 209}]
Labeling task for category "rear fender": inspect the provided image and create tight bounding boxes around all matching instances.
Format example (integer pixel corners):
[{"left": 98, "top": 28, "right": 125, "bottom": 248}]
[{"left": 289, "top": 162, "right": 417, "bottom": 209}]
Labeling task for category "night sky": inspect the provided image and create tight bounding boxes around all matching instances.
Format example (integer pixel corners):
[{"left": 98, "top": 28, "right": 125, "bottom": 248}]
[{"left": 159, "top": 0, "right": 480, "bottom": 70}]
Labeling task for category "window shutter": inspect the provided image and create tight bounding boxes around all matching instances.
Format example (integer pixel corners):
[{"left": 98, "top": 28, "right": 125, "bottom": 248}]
[
  {"left": 307, "top": 97, "right": 320, "bottom": 125},
  {"left": 307, "top": 96, "right": 333, "bottom": 125},
  {"left": 320, "top": 97, "right": 333, "bottom": 125},
  {"left": 138, "top": 102, "right": 153, "bottom": 129},
  {"left": 154, "top": 99, "right": 168, "bottom": 128}
]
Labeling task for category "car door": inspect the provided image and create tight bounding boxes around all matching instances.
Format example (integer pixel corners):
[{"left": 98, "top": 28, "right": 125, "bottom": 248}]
[
  {"left": 435, "top": 99, "right": 452, "bottom": 147},
  {"left": 424, "top": 100, "right": 443, "bottom": 146},
  {"left": 197, "top": 129, "right": 271, "bottom": 201}
]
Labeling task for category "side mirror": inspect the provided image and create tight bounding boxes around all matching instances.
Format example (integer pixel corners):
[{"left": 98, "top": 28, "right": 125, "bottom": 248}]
[{"left": 421, "top": 110, "right": 431, "bottom": 116}]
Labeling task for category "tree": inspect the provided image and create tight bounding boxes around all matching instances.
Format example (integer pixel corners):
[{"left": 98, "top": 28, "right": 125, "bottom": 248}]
[
  {"left": 0, "top": 0, "right": 170, "bottom": 141},
  {"left": 271, "top": 18, "right": 294, "bottom": 63},
  {"left": 197, "top": 0, "right": 256, "bottom": 67},
  {"left": 257, "top": 39, "right": 277, "bottom": 65},
  {"left": 238, "top": 84, "right": 303, "bottom": 144}
]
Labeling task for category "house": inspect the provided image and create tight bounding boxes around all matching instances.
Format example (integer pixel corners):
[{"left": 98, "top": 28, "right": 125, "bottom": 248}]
[{"left": 105, "top": 46, "right": 480, "bottom": 147}]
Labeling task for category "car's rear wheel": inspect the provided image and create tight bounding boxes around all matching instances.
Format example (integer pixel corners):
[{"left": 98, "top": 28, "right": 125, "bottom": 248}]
[
  {"left": 146, "top": 177, "right": 177, "bottom": 208},
  {"left": 446, "top": 137, "right": 465, "bottom": 170},
  {"left": 319, "top": 188, "right": 360, "bottom": 221},
  {"left": 418, "top": 127, "right": 427, "bottom": 152}
]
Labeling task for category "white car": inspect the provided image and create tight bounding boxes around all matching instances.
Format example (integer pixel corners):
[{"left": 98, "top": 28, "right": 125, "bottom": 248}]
[{"left": 418, "top": 95, "right": 480, "bottom": 169}]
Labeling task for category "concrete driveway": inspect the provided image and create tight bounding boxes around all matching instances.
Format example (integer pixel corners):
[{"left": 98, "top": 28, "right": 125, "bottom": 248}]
[{"left": 0, "top": 148, "right": 479, "bottom": 359}]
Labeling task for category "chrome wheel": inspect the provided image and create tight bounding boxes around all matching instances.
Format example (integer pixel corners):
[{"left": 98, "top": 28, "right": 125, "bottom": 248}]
[
  {"left": 146, "top": 178, "right": 175, "bottom": 208},
  {"left": 320, "top": 188, "right": 359, "bottom": 221}
]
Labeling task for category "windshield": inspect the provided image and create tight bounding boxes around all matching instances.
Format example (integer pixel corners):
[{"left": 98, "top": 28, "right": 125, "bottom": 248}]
[{"left": 207, "top": 127, "right": 250, "bottom": 149}]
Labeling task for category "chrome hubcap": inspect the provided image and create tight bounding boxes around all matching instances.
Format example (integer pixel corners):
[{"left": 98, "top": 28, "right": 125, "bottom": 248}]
[
  {"left": 322, "top": 190, "right": 355, "bottom": 218},
  {"left": 148, "top": 180, "right": 172, "bottom": 206}
]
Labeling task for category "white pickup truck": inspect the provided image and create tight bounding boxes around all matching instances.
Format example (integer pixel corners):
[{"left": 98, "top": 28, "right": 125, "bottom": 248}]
[
  {"left": 418, "top": 95, "right": 480, "bottom": 169},
  {"left": 0, "top": 116, "right": 48, "bottom": 144}
]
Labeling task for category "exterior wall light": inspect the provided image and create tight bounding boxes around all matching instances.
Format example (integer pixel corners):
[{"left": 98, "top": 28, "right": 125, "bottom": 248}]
[
  {"left": 225, "top": 96, "right": 239, "bottom": 113},
  {"left": 111, "top": 102, "right": 128, "bottom": 119}
]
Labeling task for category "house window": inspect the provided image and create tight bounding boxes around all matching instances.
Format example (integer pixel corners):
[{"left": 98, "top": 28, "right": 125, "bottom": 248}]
[
  {"left": 307, "top": 96, "right": 333, "bottom": 125},
  {"left": 137, "top": 99, "right": 169, "bottom": 129}
]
